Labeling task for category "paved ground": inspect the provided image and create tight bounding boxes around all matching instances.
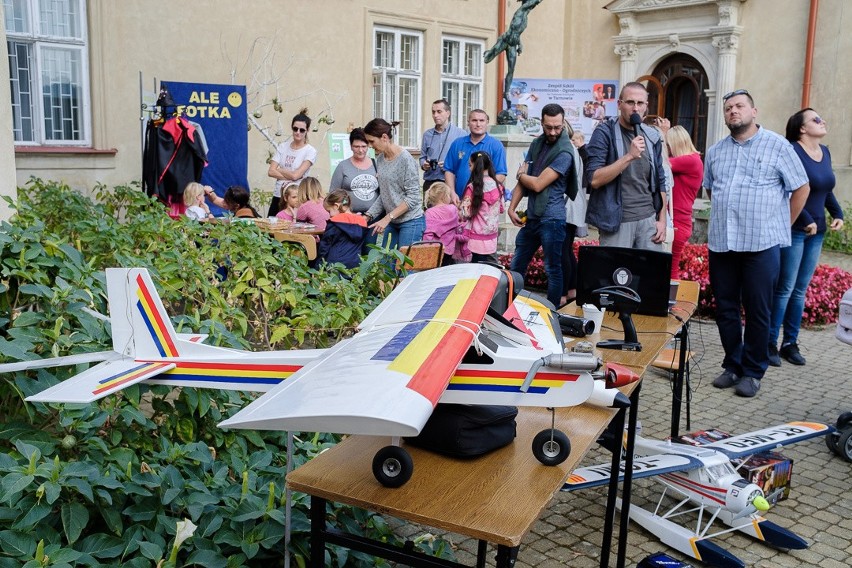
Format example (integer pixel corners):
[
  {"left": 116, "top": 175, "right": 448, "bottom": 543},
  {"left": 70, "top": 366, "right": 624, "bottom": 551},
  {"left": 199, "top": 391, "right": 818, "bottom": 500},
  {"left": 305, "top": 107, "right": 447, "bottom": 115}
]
[
  {"left": 397, "top": 322, "right": 852, "bottom": 568},
  {"left": 390, "top": 250, "right": 852, "bottom": 567}
]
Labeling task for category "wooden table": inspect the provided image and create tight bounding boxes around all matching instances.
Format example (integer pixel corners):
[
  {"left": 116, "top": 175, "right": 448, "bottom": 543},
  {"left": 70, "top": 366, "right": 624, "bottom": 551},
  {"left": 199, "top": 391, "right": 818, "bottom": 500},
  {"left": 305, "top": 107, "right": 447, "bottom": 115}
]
[{"left": 287, "top": 281, "right": 700, "bottom": 568}]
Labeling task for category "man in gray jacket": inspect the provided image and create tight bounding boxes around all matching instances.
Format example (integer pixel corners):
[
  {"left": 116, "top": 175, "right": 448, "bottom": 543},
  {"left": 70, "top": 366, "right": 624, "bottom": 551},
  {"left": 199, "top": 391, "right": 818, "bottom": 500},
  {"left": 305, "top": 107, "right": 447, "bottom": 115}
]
[{"left": 585, "top": 82, "right": 667, "bottom": 250}]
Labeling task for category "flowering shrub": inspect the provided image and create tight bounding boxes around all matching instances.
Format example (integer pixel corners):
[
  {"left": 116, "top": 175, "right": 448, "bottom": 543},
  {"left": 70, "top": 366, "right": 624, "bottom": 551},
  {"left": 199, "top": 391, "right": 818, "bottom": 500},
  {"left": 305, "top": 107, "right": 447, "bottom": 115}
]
[
  {"left": 502, "top": 240, "right": 852, "bottom": 326},
  {"left": 802, "top": 264, "right": 852, "bottom": 326},
  {"left": 498, "top": 239, "right": 598, "bottom": 290}
]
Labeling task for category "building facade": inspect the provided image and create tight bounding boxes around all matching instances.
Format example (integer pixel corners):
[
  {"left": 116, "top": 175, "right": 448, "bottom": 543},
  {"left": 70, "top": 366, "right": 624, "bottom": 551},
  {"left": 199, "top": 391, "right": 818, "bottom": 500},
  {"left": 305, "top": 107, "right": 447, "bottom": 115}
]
[{"left": 2, "top": 0, "right": 849, "bottom": 219}]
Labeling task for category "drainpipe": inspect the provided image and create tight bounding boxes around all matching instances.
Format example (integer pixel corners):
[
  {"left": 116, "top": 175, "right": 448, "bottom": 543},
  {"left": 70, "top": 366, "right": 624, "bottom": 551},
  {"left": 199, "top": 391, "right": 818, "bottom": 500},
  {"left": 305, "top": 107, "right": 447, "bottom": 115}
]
[
  {"left": 801, "top": 0, "right": 819, "bottom": 108},
  {"left": 496, "top": 0, "right": 507, "bottom": 116}
]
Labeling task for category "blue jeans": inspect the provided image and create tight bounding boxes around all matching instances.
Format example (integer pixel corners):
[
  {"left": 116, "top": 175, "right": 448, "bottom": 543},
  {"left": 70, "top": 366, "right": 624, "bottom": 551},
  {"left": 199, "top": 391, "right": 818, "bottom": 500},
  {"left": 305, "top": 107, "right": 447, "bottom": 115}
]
[
  {"left": 709, "top": 247, "right": 779, "bottom": 380},
  {"left": 770, "top": 230, "right": 824, "bottom": 346},
  {"left": 510, "top": 218, "right": 565, "bottom": 307},
  {"left": 382, "top": 215, "right": 426, "bottom": 249}
]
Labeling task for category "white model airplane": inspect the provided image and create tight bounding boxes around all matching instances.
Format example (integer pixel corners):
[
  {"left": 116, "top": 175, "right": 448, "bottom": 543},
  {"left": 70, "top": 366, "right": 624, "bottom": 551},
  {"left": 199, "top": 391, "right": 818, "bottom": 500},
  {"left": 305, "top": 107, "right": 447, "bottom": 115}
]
[
  {"left": 562, "top": 421, "right": 833, "bottom": 568},
  {"left": 4, "top": 264, "right": 638, "bottom": 487}
]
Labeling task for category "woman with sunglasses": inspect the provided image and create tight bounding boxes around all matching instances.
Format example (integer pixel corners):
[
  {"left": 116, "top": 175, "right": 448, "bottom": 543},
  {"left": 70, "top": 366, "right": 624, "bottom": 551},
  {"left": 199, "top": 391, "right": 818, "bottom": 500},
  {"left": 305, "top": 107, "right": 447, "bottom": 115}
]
[
  {"left": 362, "top": 118, "right": 425, "bottom": 249},
  {"left": 768, "top": 109, "right": 844, "bottom": 367},
  {"left": 266, "top": 109, "right": 318, "bottom": 216}
]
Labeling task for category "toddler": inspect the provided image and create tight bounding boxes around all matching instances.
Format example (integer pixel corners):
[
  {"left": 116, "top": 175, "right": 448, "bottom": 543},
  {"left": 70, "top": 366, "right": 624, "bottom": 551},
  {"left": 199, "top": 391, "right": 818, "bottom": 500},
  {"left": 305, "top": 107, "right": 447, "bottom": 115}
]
[
  {"left": 423, "top": 182, "right": 460, "bottom": 266},
  {"left": 183, "top": 182, "right": 212, "bottom": 220},
  {"left": 317, "top": 190, "right": 368, "bottom": 268}
]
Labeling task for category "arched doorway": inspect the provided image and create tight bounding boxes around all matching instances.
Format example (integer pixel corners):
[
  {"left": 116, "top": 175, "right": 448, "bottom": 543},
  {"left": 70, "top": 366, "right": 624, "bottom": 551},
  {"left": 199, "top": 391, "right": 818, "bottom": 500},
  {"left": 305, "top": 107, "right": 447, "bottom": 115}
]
[{"left": 638, "top": 54, "right": 709, "bottom": 154}]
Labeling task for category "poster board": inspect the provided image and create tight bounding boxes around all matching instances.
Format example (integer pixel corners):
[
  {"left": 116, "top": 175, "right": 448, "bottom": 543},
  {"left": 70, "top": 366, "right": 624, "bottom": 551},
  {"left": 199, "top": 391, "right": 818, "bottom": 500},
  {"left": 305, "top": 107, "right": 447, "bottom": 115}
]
[{"left": 509, "top": 78, "right": 619, "bottom": 138}]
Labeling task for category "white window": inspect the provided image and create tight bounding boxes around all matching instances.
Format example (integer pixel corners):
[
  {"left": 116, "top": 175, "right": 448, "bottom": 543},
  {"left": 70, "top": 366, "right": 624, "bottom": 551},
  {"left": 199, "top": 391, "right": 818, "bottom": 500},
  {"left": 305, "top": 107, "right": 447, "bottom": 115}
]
[
  {"left": 5, "top": 0, "right": 90, "bottom": 145},
  {"left": 372, "top": 26, "right": 422, "bottom": 149},
  {"left": 441, "top": 36, "right": 484, "bottom": 127}
]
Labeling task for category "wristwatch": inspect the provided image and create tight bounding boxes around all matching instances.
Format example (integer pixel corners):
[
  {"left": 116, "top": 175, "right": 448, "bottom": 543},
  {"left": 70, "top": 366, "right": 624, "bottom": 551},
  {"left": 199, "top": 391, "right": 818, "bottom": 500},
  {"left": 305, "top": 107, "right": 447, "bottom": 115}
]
[{"left": 389, "top": 212, "right": 396, "bottom": 221}]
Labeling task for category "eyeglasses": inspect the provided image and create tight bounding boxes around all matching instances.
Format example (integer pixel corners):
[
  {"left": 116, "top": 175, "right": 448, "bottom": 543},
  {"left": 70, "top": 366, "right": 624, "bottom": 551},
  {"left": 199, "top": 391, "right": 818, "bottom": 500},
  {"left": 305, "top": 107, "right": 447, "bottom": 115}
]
[
  {"left": 722, "top": 89, "right": 750, "bottom": 101},
  {"left": 619, "top": 99, "right": 647, "bottom": 107},
  {"left": 292, "top": 126, "right": 307, "bottom": 133},
  {"left": 809, "top": 116, "right": 826, "bottom": 125}
]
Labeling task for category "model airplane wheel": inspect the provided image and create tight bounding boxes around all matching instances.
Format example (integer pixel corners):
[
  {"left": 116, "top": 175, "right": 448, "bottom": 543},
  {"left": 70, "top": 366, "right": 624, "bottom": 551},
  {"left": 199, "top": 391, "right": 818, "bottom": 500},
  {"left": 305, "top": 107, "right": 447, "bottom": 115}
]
[
  {"left": 372, "top": 446, "right": 414, "bottom": 487},
  {"left": 837, "top": 428, "right": 852, "bottom": 463},
  {"left": 825, "top": 431, "right": 839, "bottom": 453},
  {"left": 532, "top": 429, "right": 571, "bottom": 465}
]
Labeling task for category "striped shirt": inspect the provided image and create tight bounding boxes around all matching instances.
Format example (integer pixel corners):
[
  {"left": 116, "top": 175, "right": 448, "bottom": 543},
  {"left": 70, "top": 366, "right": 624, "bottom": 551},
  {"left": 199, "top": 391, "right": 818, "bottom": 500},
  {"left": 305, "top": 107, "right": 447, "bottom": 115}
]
[{"left": 704, "top": 126, "right": 808, "bottom": 252}]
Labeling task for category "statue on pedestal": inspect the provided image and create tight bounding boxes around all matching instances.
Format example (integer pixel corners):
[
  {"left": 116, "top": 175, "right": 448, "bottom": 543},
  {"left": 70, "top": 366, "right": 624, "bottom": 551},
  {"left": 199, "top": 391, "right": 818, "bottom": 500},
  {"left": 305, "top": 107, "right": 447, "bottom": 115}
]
[{"left": 484, "top": 0, "right": 544, "bottom": 125}]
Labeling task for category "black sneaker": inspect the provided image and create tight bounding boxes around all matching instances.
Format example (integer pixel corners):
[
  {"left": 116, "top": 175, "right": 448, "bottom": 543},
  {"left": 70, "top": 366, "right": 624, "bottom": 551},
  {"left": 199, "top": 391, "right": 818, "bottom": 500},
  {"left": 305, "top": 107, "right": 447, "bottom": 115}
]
[
  {"left": 735, "top": 377, "right": 761, "bottom": 398},
  {"left": 712, "top": 370, "right": 740, "bottom": 389},
  {"left": 779, "top": 343, "right": 806, "bottom": 366},
  {"left": 767, "top": 343, "right": 781, "bottom": 367}
]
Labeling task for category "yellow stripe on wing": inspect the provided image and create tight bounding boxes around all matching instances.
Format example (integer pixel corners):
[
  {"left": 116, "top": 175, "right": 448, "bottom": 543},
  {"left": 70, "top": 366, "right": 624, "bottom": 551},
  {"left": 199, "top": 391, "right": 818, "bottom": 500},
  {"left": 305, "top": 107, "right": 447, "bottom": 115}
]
[{"left": 388, "top": 278, "right": 478, "bottom": 377}]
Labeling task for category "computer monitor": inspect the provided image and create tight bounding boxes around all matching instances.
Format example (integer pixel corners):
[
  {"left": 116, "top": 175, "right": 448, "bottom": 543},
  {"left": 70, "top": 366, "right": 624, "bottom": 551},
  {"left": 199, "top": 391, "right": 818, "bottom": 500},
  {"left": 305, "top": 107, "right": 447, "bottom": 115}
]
[{"left": 576, "top": 246, "right": 673, "bottom": 317}]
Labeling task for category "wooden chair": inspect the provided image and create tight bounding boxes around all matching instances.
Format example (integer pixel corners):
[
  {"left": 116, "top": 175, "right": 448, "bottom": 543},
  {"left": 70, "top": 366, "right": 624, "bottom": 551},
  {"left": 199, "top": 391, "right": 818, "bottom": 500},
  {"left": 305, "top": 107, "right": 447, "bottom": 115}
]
[
  {"left": 273, "top": 231, "right": 317, "bottom": 261},
  {"left": 397, "top": 241, "right": 443, "bottom": 272}
]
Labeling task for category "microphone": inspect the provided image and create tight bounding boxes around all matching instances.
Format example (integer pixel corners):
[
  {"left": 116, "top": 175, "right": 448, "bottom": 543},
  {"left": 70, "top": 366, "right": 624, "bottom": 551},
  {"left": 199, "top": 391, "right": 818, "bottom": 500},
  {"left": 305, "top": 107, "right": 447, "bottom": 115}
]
[{"left": 630, "top": 112, "right": 643, "bottom": 138}]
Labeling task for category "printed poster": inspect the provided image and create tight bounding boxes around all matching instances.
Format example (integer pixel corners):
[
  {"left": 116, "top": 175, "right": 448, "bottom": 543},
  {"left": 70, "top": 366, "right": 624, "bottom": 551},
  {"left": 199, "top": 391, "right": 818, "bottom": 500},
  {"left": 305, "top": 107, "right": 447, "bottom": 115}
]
[{"left": 509, "top": 78, "right": 619, "bottom": 138}]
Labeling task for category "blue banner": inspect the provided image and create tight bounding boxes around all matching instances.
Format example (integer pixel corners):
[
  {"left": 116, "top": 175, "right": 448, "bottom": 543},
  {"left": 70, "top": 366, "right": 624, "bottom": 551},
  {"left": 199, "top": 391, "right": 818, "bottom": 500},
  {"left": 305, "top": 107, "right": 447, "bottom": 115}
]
[{"left": 164, "top": 81, "right": 248, "bottom": 211}]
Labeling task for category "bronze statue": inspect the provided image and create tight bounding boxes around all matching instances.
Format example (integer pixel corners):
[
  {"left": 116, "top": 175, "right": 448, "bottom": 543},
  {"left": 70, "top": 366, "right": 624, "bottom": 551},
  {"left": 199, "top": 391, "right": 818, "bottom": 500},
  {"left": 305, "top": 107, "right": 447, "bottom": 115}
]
[{"left": 484, "top": 0, "right": 544, "bottom": 124}]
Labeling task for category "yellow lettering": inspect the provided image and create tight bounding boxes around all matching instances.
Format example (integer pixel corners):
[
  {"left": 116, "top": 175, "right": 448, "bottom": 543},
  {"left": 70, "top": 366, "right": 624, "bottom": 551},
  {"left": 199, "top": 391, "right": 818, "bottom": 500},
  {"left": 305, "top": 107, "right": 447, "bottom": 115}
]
[
  {"left": 189, "top": 91, "right": 201, "bottom": 103},
  {"left": 210, "top": 92, "right": 219, "bottom": 104},
  {"left": 219, "top": 107, "right": 230, "bottom": 119},
  {"left": 185, "top": 106, "right": 197, "bottom": 118}
]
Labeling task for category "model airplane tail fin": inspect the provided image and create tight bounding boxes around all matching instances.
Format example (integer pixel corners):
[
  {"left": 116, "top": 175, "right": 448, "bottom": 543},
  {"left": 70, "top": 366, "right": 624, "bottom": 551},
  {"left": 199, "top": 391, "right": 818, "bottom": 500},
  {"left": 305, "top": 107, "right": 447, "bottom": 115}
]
[{"left": 106, "top": 268, "right": 181, "bottom": 359}]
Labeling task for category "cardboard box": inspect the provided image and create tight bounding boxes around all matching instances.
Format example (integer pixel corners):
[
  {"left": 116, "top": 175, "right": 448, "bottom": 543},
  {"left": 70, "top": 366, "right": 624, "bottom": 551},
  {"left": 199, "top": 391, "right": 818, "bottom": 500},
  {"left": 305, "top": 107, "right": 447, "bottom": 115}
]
[{"left": 733, "top": 451, "right": 793, "bottom": 501}]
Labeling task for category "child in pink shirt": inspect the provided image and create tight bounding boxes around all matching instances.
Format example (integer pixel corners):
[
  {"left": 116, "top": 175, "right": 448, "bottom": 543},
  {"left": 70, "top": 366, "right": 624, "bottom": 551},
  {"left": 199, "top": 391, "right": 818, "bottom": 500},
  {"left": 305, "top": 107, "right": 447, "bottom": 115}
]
[
  {"left": 294, "top": 177, "right": 330, "bottom": 231},
  {"left": 423, "top": 182, "right": 460, "bottom": 266},
  {"left": 275, "top": 184, "right": 300, "bottom": 221},
  {"left": 460, "top": 151, "right": 502, "bottom": 263}
]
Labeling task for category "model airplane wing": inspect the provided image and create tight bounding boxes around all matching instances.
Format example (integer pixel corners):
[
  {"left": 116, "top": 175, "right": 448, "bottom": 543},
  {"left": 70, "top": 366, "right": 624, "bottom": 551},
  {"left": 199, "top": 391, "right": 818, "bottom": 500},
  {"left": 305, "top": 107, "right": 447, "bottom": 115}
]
[
  {"left": 562, "top": 453, "right": 704, "bottom": 491},
  {"left": 26, "top": 358, "right": 176, "bottom": 403},
  {"left": 703, "top": 421, "right": 832, "bottom": 459},
  {"left": 219, "top": 264, "right": 502, "bottom": 437}
]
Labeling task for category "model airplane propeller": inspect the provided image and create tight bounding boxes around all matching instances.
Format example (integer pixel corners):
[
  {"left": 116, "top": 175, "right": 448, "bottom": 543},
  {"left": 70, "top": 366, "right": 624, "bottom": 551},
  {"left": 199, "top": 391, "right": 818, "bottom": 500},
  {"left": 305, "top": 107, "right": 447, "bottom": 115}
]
[
  {"left": 3, "top": 264, "right": 638, "bottom": 487},
  {"left": 563, "top": 421, "right": 834, "bottom": 568}
]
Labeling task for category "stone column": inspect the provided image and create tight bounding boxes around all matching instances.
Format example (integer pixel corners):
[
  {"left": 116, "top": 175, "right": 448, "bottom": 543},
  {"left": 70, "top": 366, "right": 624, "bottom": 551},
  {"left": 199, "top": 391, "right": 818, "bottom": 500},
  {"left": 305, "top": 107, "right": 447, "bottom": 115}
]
[
  {"left": 614, "top": 42, "right": 639, "bottom": 86},
  {"left": 711, "top": 33, "right": 739, "bottom": 145}
]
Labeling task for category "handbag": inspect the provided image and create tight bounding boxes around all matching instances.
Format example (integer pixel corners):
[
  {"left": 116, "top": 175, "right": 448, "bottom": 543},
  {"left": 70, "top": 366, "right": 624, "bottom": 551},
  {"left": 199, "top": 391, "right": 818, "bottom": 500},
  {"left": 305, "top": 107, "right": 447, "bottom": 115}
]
[{"left": 405, "top": 404, "right": 518, "bottom": 458}]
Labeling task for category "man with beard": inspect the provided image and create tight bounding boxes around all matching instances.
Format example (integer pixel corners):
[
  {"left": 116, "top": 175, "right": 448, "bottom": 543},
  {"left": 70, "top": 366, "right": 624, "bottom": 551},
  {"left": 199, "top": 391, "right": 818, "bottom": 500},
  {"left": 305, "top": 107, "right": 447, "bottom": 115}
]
[
  {"left": 585, "top": 82, "right": 668, "bottom": 250},
  {"left": 508, "top": 103, "right": 579, "bottom": 308},
  {"left": 704, "top": 89, "right": 810, "bottom": 398}
]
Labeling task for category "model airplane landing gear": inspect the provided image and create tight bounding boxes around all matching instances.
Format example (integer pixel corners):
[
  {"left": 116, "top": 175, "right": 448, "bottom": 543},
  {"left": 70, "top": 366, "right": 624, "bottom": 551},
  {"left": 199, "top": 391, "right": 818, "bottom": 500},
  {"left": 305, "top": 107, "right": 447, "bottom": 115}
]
[
  {"left": 372, "top": 446, "right": 414, "bottom": 488},
  {"left": 826, "top": 412, "right": 852, "bottom": 462},
  {"left": 532, "top": 408, "right": 571, "bottom": 466}
]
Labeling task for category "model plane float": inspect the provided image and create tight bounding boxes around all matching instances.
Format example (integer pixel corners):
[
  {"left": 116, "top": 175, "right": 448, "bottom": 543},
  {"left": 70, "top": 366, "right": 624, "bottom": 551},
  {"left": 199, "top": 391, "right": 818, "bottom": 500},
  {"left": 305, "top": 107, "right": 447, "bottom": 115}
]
[
  {"left": 2, "top": 264, "right": 639, "bottom": 487},
  {"left": 563, "top": 421, "right": 833, "bottom": 568}
]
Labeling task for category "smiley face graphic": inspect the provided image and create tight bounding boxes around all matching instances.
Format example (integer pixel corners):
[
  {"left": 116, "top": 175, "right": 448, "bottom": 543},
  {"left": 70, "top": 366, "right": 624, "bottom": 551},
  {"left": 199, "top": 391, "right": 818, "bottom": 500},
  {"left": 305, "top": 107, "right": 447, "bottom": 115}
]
[{"left": 227, "top": 92, "right": 243, "bottom": 107}]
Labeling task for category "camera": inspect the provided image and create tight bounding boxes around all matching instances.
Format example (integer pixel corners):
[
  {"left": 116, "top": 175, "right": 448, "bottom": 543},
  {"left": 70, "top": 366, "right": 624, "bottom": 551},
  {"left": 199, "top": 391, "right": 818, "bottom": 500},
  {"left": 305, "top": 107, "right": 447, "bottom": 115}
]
[
  {"left": 557, "top": 313, "right": 595, "bottom": 338},
  {"left": 428, "top": 159, "right": 439, "bottom": 170}
]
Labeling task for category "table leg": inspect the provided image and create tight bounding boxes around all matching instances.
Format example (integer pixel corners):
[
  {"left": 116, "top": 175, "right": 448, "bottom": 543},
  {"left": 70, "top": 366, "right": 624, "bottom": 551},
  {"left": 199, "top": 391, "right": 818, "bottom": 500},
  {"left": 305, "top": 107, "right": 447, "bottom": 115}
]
[
  {"left": 495, "top": 544, "right": 518, "bottom": 568},
  {"left": 599, "top": 407, "right": 626, "bottom": 568},
  {"left": 476, "top": 540, "right": 487, "bottom": 568},
  {"left": 669, "top": 321, "right": 690, "bottom": 439},
  {"left": 310, "top": 496, "right": 326, "bottom": 568},
  {"left": 616, "top": 383, "right": 642, "bottom": 568}
]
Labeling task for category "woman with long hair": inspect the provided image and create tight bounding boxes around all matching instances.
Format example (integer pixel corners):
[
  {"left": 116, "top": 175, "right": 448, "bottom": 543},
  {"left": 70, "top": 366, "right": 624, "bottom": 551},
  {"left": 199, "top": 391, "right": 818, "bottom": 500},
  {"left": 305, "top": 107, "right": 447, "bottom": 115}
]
[
  {"left": 362, "top": 118, "right": 424, "bottom": 248},
  {"left": 460, "top": 151, "right": 501, "bottom": 263},
  {"left": 769, "top": 108, "right": 844, "bottom": 367},
  {"left": 665, "top": 125, "right": 703, "bottom": 279},
  {"left": 266, "top": 109, "right": 317, "bottom": 216}
]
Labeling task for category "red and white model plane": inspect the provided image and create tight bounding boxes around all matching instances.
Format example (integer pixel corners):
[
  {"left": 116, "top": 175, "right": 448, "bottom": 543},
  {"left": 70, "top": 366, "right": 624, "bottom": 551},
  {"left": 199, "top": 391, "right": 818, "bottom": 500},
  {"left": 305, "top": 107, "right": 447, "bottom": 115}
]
[
  {"left": 563, "top": 421, "right": 833, "bottom": 568},
  {"left": 4, "top": 265, "right": 638, "bottom": 487}
]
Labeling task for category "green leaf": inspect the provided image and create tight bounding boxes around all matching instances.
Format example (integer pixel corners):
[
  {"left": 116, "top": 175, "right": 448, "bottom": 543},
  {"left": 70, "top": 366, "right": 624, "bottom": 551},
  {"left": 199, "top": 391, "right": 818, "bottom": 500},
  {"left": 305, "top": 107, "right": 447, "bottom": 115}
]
[
  {"left": 1, "top": 473, "right": 34, "bottom": 503},
  {"left": 137, "top": 540, "right": 163, "bottom": 561},
  {"left": 185, "top": 549, "right": 230, "bottom": 566},
  {"left": 61, "top": 502, "right": 89, "bottom": 544},
  {"left": 0, "top": 529, "right": 36, "bottom": 557},
  {"left": 77, "top": 533, "right": 125, "bottom": 559},
  {"left": 11, "top": 502, "right": 50, "bottom": 531}
]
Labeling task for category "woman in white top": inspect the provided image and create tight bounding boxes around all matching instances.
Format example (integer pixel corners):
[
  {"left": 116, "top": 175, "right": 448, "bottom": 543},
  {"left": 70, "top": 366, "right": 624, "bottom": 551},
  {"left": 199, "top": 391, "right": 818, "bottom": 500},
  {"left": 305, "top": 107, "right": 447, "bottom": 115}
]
[{"left": 266, "top": 109, "right": 318, "bottom": 216}]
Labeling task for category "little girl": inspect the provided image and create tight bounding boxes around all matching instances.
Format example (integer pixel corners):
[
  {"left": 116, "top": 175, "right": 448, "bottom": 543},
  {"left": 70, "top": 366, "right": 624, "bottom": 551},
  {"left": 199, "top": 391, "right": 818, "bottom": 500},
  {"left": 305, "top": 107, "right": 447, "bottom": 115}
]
[
  {"left": 275, "top": 184, "right": 300, "bottom": 221},
  {"left": 295, "top": 177, "right": 330, "bottom": 231},
  {"left": 317, "top": 190, "right": 368, "bottom": 268},
  {"left": 183, "top": 182, "right": 212, "bottom": 220},
  {"left": 423, "top": 182, "right": 460, "bottom": 266},
  {"left": 460, "top": 151, "right": 502, "bottom": 263}
]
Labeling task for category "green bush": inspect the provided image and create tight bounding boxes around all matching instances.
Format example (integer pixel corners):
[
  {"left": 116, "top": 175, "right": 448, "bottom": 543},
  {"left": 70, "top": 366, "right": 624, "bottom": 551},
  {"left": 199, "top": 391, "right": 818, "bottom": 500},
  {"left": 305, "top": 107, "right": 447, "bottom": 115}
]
[
  {"left": 822, "top": 201, "right": 852, "bottom": 253},
  {"left": 0, "top": 179, "right": 450, "bottom": 567}
]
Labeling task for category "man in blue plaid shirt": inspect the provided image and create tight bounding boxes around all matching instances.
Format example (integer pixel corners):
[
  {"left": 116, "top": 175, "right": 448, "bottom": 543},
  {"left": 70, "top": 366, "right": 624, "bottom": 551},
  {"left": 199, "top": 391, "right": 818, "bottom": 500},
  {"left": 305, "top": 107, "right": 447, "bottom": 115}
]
[{"left": 704, "top": 90, "right": 810, "bottom": 398}]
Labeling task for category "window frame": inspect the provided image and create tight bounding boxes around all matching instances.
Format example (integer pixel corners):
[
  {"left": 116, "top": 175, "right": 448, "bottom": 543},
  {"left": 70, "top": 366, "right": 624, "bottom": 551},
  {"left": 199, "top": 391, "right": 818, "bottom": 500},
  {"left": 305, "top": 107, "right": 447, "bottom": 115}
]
[
  {"left": 5, "top": 0, "right": 91, "bottom": 146},
  {"left": 440, "top": 34, "right": 485, "bottom": 128},
  {"left": 371, "top": 25, "right": 422, "bottom": 150}
]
